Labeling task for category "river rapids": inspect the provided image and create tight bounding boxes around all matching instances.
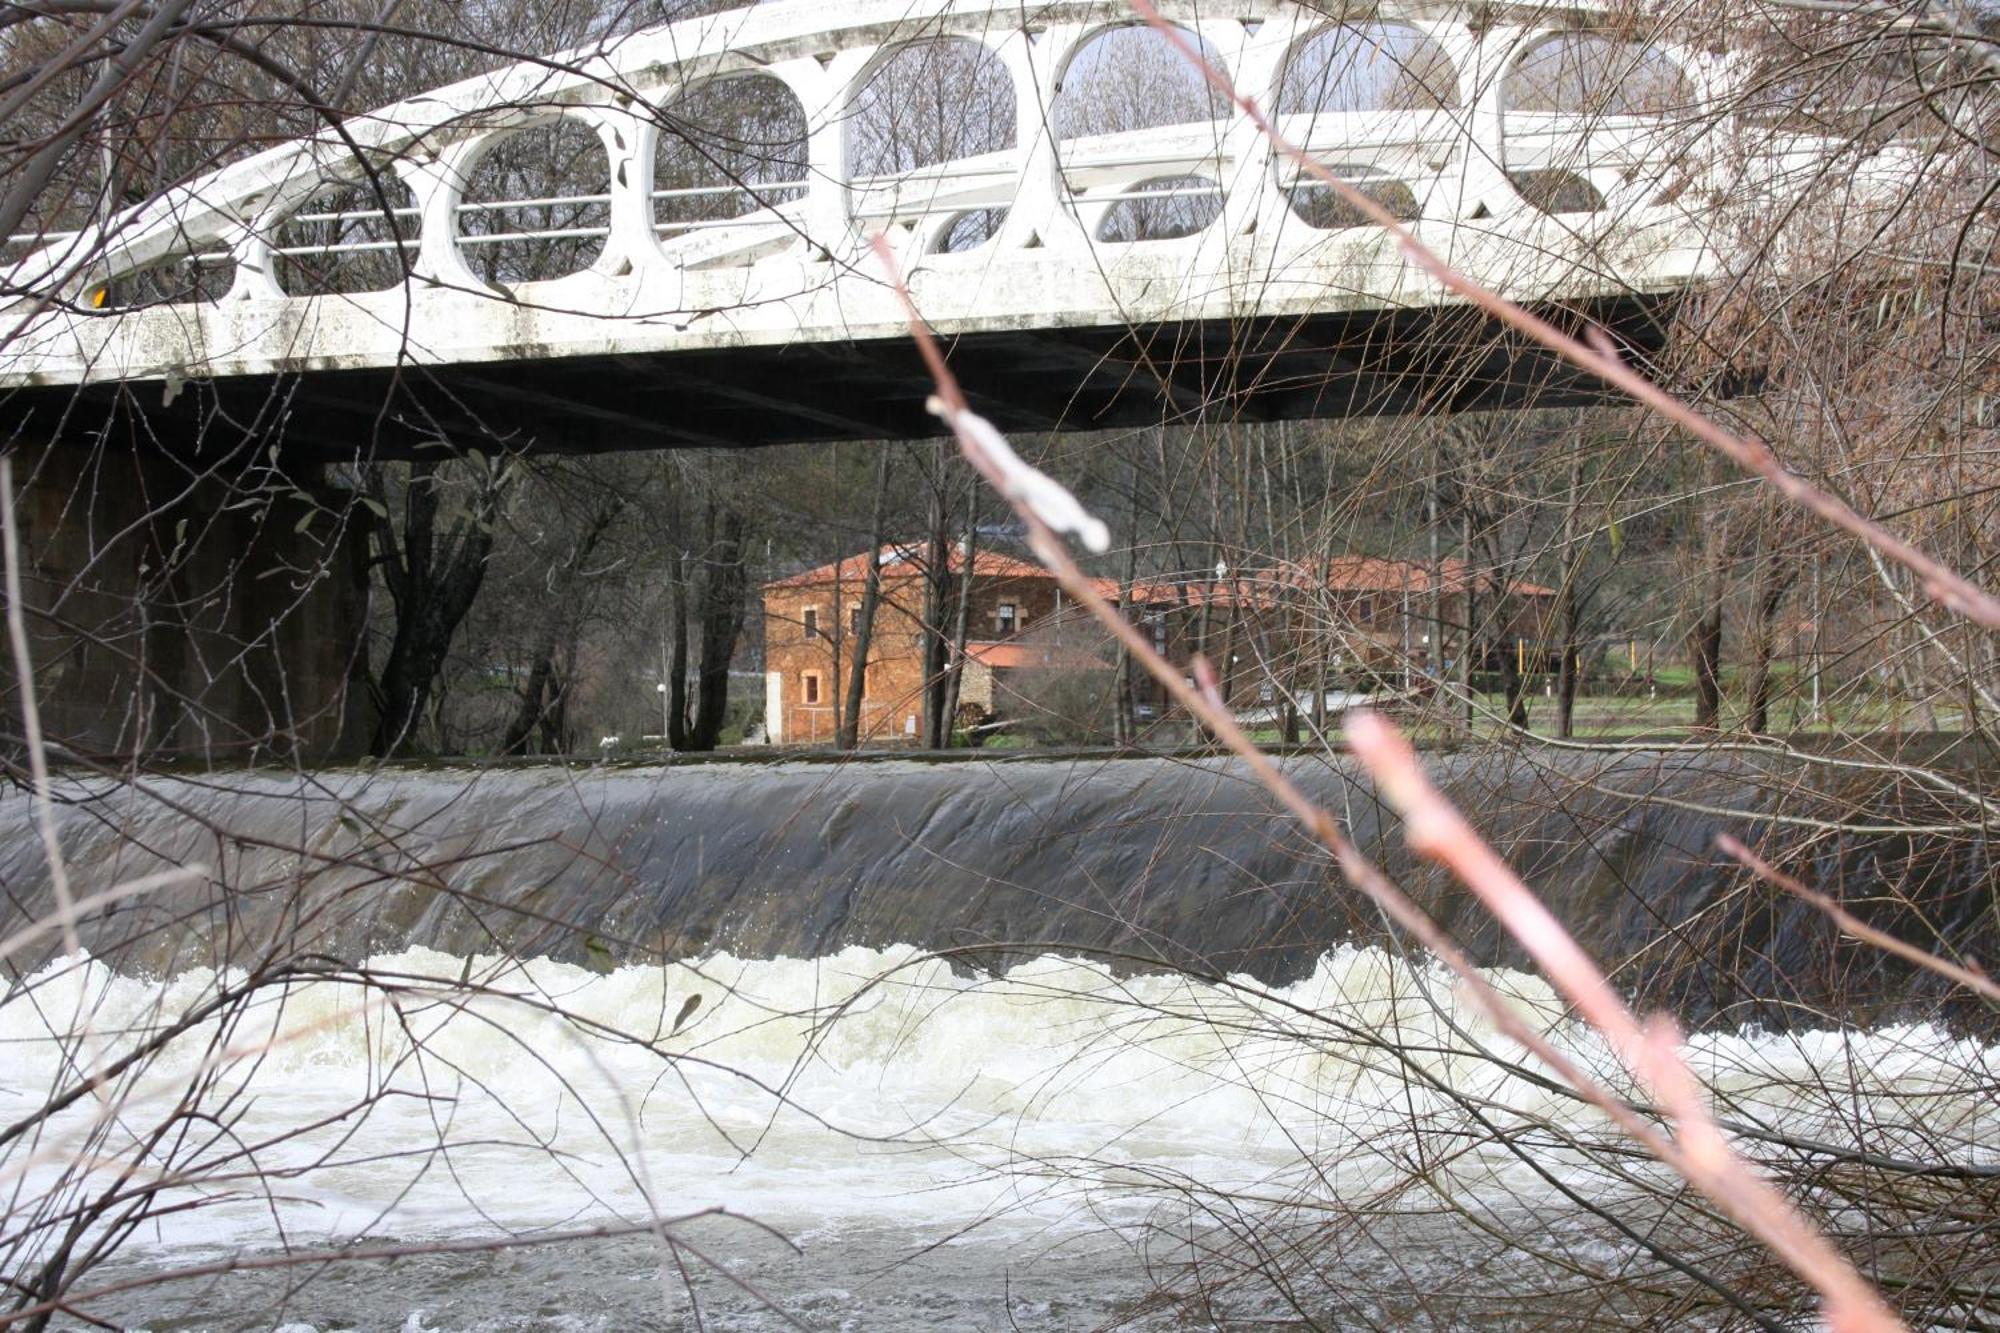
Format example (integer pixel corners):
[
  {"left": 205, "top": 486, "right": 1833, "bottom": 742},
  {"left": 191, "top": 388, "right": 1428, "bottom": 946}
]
[{"left": 2, "top": 942, "right": 1994, "bottom": 1330}]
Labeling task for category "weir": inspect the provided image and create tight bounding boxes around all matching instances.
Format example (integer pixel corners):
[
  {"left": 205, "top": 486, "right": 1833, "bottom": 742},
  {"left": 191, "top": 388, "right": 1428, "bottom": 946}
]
[
  {"left": 9, "top": 750, "right": 1990, "bottom": 1028},
  {"left": 2, "top": 2, "right": 1992, "bottom": 1325}
]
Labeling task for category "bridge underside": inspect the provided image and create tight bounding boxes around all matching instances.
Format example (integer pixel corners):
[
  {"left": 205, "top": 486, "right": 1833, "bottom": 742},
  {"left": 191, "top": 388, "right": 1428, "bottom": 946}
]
[{"left": 6, "top": 296, "right": 1673, "bottom": 459}]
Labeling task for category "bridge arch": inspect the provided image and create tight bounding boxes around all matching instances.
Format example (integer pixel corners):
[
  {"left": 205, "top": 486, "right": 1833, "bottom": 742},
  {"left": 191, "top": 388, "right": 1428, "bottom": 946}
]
[
  {"left": 1273, "top": 20, "right": 1460, "bottom": 229},
  {"left": 1283, "top": 164, "right": 1422, "bottom": 231},
  {"left": 1051, "top": 20, "right": 1229, "bottom": 127},
  {"left": 1276, "top": 20, "right": 1461, "bottom": 115},
  {"left": 653, "top": 73, "right": 810, "bottom": 261},
  {"left": 930, "top": 209, "right": 1006, "bottom": 254},
  {"left": 1501, "top": 32, "right": 1695, "bottom": 116},
  {"left": 452, "top": 113, "right": 617, "bottom": 285},
  {"left": 844, "top": 34, "right": 1018, "bottom": 253},
  {"left": 845, "top": 36, "right": 1017, "bottom": 179},
  {"left": 270, "top": 177, "right": 419, "bottom": 298},
  {"left": 1054, "top": 22, "right": 1230, "bottom": 245},
  {"left": 94, "top": 249, "right": 236, "bottom": 312},
  {"left": 1096, "top": 175, "right": 1224, "bottom": 242},
  {"left": 1499, "top": 31, "right": 1697, "bottom": 215}
]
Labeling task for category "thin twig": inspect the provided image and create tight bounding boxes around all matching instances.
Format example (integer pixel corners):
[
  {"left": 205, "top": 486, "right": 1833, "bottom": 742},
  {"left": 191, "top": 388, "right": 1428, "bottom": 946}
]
[
  {"left": 1717, "top": 832, "right": 2000, "bottom": 1003},
  {"left": 1, "top": 457, "right": 82, "bottom": 958},
  {"left": 871, "top": 234, "right": 1906, "bottom": 1333},
  {"left": 1346, "top": 713, "right": 1904, "bottom": 1333},
  {"left": 1124, "top": 0, "right": 2000, "bottom": 632}
]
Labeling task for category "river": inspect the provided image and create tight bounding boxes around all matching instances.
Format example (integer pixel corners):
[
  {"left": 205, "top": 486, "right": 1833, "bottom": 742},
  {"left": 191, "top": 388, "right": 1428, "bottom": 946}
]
[{"left": 1, "top": 753, "right": 1994, "bottom": 1328}]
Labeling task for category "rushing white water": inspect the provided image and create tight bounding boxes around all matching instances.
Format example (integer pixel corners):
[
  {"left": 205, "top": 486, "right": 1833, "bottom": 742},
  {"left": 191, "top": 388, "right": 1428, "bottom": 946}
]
[{"left": 2, "top": 946, "right": 1996, "bottom": 1330}]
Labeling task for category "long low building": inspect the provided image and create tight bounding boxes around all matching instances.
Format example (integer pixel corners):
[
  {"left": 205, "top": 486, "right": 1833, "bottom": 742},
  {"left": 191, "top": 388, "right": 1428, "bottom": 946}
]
[{"left": 760, "top": 542, "right": 1552, "bottom": 745}]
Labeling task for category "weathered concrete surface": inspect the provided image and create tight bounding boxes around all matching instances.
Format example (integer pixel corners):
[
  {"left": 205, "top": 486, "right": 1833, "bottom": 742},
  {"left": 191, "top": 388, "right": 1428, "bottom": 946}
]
[
  {"left": 3, "top": 301, "right": 1680, "bottom": 459},
  {"left": 1, "top": 441, "right": 370, "bottom": 760},
  {"left": 0, "top": 0, "right": 1730, "bottom": 394},
  {"left": 9, "top": 0, "right": 1920, "bottom": 458}
]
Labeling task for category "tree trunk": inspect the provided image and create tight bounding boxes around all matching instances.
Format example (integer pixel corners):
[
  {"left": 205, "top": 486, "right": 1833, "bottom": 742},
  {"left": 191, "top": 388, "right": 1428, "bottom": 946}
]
[
  {"left": 538, "top": 653, "right": 570, "bottom": 754},
  {"left": 1556, "top": 599, "right": 1579, "bottom": 739},
  {"left": 500, "top": 500, "right": 620, "bottom": 757},
  {"left": 838, "top": 451, "right": 891, "bottom": 749},
  {"left": 1115, "top": 492, "right": 1140, "bottom": 746},
  {"left": 939, "top": 484, "right": 977, "bottom": 747},
  {"left": 1503, "top": 639, "right": 1529, "bottom": 731},
  {"left": 1743, "top": 559, "right": 1794, "bottom": 735},
  {"left": 1310, "top": 544, "right": 1331, "bottom": 736},
  {"left": 1690, "top": 524, "right": 1728, "bottom": 729},
  {"left": 685, "top": 505, "right": 747, "bottom": 751},
  {"left": 1459, "top": 507, "right": 1476, "bottom": 729},
  {"left": 1691, "top": 603, "right": 1724, "bottom": 730},
  {"left": 501, "top": 637, "right": 558, "bottom": 756},
  {"left": 1428, "top": 471, "right": 1443, "bottom": 697},
  {"left": 666, "top": 551, "right": 690, "bottom": 750},
  {"left": 1556, "top": 460, "right": 1583, "bottom": 740},
  {"left": 368, "top": 460, "right": 499, "bottom": 757},
  {"left": 921, "top": 471, "right": 951, "bottom": 749}
]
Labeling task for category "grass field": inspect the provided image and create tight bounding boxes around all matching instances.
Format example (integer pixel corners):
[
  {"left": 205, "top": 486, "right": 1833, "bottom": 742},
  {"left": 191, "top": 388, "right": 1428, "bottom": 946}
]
[{"left": 1244, "top": 677, "right": 1966, "bottom": 746}]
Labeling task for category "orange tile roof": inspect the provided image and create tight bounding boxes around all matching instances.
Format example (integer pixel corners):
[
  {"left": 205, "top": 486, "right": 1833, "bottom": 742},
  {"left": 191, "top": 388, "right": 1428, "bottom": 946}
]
[
  {"left": 964, "top": 639, "right": 1109, "bottom": 671},
  {"left": 762, "top": 543, "right": 1053, "bottom": 589},
  {"left": 765, "top": 546, "right": 1551, "bottom": 599},
  {"left": 1253, "top": 556, "right": 1555, "bottom": 599}
]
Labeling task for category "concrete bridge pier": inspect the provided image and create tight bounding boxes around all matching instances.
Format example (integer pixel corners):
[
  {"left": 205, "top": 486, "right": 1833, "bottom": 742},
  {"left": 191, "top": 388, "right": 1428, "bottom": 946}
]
[{"left": 2, "top": 439, "right": 371, "bottom": 764}]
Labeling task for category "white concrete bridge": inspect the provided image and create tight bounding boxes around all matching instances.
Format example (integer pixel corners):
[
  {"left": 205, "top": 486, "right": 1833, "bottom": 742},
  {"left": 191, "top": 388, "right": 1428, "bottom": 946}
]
[{"left": 0, "top": 0, "right": 1912, "bottom": 451}]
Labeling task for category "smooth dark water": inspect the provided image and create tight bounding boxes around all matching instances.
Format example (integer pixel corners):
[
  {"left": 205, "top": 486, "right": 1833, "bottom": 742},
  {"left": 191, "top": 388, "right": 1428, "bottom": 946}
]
[{"left": 8, "top": 748, "right": 1989, "bottom": 1026}]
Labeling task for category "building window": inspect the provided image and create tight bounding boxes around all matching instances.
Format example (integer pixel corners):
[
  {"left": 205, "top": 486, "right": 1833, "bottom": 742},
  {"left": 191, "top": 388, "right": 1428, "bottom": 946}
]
[
  {"left": 850, "top": 605, "right": 863, "bottom": 636},
  {"left": 802, "top": 671, "right": 822, "bottom": 704},
  {"left": 803, "top": 607, "right": 819, "bottom": 640},
  {"left": 997, "top": 602, "right": 1018, "bottom": 635}
]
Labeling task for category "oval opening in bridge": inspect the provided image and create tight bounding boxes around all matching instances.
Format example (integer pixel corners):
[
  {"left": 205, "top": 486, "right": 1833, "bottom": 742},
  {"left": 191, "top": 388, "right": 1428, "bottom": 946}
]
[
  {"left": 91, "top": 249, "right": 236, "bottom": 311},
  {"left": 4, "top": 223, "right": 119, "bottom": 307},
  {"left": 847, "top": 38, "right": 1015, "bottom": 185},
  {"left": 932, "top": 208, "right": 1006, "bottom": 254},
  {"left": 655, "top": 75, "right": 808, "bottom": 248},
  {"left": 1053, "top": 24, "right": 1227, "bottom": 206},
  {"left": 275, "top": 177, "right": 417, "bottom": 297},
  {"left": 1500, "top": 36, "right": 1690, "bottom": 216},
  {"left": 1096, "top": 175, "right": 1222, "bottom": 243},
  {"left": 1285, "top": 165, "right": 1421, "bottom": 230},
  {"left": 1502, "top": 34, "right": 1692, "bottom": 117},
  {"left": 1506, "top": 168, "right": 1605, "bottom": 214},
  {"left": 1277, "top": 21, "right": 1460, "bottom": 116},
  {"left": 457, "top": 118, "right": 611, "bottom": 284}
]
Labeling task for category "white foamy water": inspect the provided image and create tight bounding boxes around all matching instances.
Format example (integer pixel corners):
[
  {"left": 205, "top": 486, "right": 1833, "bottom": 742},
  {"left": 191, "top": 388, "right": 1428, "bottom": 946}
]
[{"left": 2, "top": 946, "right": 1995, "bottom": 1330}]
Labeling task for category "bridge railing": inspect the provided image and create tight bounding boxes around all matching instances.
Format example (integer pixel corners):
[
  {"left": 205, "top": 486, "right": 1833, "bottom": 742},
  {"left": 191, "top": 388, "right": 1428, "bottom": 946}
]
[{"left": 0, "top": 0, "right": 1926, "bottom": 387}]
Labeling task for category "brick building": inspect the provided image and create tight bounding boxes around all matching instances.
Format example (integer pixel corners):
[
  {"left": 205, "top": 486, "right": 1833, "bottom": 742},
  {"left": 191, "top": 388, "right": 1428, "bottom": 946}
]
[
  {"left": 760, "top": 543, "right": 1553, "bottom": 746},
  {"left": 1254, "top": 554, "right": 1554, "bottom": 675},
  {"left": 761, "top": 543, "right": 1080, "bottom": 745}
]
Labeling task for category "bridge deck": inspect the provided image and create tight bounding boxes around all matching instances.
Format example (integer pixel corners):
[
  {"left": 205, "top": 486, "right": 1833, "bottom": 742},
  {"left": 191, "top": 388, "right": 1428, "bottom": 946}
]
[{"left": 4, "top": 297, "right": 1671, "bottom": 457}]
